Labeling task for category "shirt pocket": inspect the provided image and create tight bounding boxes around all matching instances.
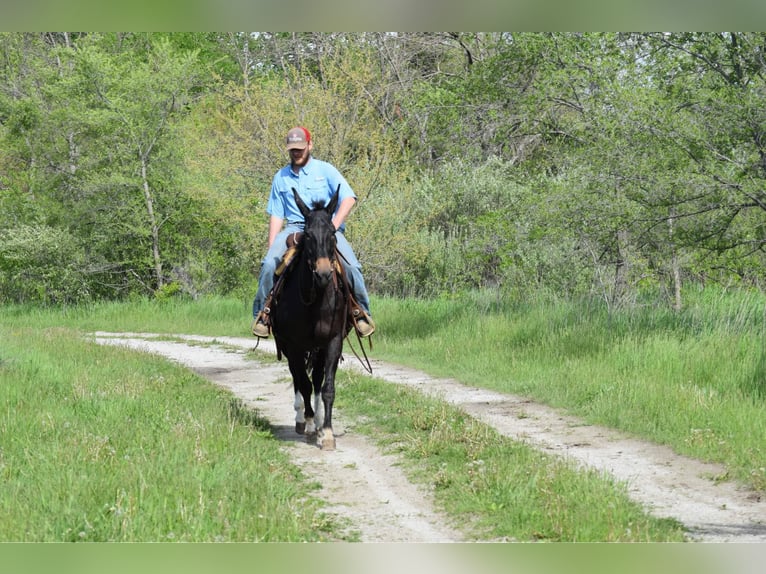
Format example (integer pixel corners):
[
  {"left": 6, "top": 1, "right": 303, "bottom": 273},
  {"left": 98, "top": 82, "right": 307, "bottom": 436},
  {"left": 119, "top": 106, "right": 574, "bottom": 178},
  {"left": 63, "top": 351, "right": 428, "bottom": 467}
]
[{"left": 304, "top": 180, "right": 329, "bottom": 206}]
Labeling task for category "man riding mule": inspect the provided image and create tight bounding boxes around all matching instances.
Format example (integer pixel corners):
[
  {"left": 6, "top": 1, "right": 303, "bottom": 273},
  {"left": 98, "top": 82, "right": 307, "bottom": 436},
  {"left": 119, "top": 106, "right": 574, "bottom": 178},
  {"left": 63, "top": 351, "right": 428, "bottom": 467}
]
[
  {"left": 251, "top": 126, "right": 375, "bottom": 339},
  {"left": 268, "top": 188, "right": 350, "bottom": 450}
]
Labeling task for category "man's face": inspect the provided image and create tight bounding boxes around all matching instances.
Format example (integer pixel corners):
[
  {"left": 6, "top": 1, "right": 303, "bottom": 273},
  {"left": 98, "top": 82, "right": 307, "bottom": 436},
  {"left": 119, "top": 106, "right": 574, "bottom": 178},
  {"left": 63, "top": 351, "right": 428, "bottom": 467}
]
[{"left": 289, "top": 143, "right": 311, "bottom": 168}]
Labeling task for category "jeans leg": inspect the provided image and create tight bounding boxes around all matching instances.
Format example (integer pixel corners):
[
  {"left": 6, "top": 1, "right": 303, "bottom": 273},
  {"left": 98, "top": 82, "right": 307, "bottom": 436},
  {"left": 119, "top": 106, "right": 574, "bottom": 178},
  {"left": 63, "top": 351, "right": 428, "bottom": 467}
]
[
  {"left": 336, "top": 234, "right": 371, "bottom": 315},
  {"left": 343, "top": 262, "right": 371, "bottom": 314},
  {"left": 253, "top": 261, "right": 276, "bottom": 317},
  {"left": 252, "top": 230, "right": 291, "bottom": 317}
]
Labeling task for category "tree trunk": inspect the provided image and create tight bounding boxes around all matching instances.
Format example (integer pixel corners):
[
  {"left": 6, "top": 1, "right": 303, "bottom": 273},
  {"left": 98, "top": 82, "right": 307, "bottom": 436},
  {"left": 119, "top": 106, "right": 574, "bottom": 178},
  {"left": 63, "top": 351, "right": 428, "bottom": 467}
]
[
  {"left": 669, "top": 209, "right": 682, "bottom": 311},
  {"left": 613, "top": 228, "right": 629, "bottom": 308},
  {"left": 141, "top": 156, "right": 163, "bottom": 289}
]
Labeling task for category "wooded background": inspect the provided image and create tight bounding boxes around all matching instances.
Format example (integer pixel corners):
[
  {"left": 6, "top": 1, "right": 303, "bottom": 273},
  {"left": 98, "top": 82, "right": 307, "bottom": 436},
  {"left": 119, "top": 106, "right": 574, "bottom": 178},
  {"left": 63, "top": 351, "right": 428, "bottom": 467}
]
[{"left": 2, "top": 32, "right": 766, "bottom": 310}]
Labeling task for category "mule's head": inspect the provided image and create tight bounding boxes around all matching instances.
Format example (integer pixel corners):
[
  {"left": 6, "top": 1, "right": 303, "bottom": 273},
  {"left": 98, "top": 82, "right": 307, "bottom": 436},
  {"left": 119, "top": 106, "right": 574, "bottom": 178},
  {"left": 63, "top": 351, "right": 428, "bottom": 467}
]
[{"left": 293, "top": 186, "right": 339, "bottom": 288}]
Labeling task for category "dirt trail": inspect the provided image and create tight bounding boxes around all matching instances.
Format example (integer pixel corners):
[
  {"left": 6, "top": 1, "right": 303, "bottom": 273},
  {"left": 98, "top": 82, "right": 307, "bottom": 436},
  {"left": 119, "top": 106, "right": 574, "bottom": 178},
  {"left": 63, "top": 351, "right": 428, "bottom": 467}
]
[
  {"left": 93, "top": 332, "right": 766, "bottom": 542},
  {"left": 94, "top": 333, "right": 462, "bottom": 542}
]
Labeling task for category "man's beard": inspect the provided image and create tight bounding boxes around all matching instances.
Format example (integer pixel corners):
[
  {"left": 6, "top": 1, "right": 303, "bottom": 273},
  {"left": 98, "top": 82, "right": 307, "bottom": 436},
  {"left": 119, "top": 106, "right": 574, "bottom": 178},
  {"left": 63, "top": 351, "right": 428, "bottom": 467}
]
[{"left": 291, "top": 153, "right": 310, "bottom": 169}]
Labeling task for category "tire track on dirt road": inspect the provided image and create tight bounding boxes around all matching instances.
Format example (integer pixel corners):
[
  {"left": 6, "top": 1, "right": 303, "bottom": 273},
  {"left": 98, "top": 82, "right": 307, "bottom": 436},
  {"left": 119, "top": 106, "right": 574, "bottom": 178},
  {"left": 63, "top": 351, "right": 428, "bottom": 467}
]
[{"left": 93, "top": 332, "right": 766, "bottom": 542}]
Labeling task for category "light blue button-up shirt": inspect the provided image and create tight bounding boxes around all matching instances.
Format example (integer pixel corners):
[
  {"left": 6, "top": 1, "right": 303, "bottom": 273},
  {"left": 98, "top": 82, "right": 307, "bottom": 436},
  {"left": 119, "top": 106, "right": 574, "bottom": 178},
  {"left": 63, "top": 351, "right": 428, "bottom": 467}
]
[{"left": 267, "top": 158, "right": 356, "bottom": 231}]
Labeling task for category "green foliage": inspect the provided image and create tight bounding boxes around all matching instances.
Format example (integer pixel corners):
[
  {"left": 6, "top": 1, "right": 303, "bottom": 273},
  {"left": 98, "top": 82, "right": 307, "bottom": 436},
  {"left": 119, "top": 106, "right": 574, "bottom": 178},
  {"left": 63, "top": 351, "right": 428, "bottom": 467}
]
[
  {"left": 2, "top": 32, "right": 766, "bottom": 307},
  {"left": 153, "top": 280, "right": 182, "bottom": 301},
  {"left": 370, "top": 156, "right": 599, "bottom": 299},
  {"left": 0, "top": 225, "right": 90, "bottom": 304}
]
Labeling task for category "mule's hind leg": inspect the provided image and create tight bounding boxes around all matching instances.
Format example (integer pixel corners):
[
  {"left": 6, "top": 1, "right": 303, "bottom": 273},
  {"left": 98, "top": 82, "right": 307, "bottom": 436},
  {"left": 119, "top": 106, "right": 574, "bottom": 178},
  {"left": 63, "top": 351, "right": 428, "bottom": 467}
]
[
  {"left": 298, "top": 384, "right": 315, "bottom": 436},
  {"left": 301, "top": 379, "right": 317, "bottom": 437},
  {"left": 299, "top": 379, "right": 315, "bottom": 436},
  {"left": 312, "top": 392, "right": 324, "bottom": 432}
]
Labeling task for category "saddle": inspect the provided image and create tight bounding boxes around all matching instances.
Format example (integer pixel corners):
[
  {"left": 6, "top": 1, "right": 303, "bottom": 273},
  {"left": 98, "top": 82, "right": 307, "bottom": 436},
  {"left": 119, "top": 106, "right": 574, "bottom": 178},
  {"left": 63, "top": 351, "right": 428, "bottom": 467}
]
[{"left": 275, "top": 231, "right": 304, "bottom": 277}]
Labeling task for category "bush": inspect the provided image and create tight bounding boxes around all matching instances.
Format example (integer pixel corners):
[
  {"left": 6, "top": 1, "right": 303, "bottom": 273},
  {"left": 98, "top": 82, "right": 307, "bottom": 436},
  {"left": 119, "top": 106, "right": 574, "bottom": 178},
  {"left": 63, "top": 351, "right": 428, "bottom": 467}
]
[{"left": 0, "top": 224, "right": 91, "bottom": 304}]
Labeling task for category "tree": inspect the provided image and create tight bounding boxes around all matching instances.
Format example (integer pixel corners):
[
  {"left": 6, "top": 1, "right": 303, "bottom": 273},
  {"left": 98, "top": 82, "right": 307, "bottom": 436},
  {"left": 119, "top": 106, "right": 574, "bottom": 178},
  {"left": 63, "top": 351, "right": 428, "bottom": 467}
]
[
  {"left": 63, "top": 35, "right": 200, "bottom": 291},
  {"left": 637, "top": 33, "right": 766, "bottom": 288}
]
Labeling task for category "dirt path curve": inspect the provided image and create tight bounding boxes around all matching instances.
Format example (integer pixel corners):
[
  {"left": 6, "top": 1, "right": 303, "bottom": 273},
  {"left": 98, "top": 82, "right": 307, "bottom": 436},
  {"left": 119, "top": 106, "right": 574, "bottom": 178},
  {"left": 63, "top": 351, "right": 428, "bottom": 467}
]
[{"left": 93, "top": 332, "right": 766, "bottom": 543}]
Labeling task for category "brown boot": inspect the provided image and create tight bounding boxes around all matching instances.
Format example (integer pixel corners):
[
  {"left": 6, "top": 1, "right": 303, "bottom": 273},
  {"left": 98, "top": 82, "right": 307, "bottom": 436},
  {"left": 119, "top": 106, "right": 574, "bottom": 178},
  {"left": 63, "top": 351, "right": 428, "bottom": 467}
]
[
  {"left": 252, "top": 316, "right": 270, "bottom": 339},
  {"left": 353, "top": 308, "right": 376, "bottom": 338},
  {"left": 252, "top": 315, "right": 270, "bottom": 338},
  {"left": 252, "top": 296, "right": 273, "bottom": 338}
]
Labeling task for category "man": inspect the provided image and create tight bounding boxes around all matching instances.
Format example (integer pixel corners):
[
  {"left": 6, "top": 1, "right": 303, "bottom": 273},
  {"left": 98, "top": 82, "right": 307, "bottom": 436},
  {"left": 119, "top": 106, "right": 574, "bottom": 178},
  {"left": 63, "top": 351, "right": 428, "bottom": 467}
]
[{"left": 251, "top": 126, "right": 375, "bottom": 338}]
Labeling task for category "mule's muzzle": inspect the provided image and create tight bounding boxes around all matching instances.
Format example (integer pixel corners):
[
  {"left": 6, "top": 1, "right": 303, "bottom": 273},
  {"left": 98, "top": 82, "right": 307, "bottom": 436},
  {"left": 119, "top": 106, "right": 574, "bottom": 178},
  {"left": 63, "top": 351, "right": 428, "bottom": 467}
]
[{"left": 313, "top": 257, "right": 334, "bottom": 288}]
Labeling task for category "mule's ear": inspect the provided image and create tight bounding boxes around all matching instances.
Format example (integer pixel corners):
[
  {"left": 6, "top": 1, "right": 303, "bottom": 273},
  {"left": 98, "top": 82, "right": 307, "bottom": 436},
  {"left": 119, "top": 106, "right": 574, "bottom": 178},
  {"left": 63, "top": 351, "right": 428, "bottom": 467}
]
[
  {"left": 293, "top": 187, "right": 311, "bottom": 219},
  {"left": 326, "top": 184, "right": 340, "bottom": 215}
]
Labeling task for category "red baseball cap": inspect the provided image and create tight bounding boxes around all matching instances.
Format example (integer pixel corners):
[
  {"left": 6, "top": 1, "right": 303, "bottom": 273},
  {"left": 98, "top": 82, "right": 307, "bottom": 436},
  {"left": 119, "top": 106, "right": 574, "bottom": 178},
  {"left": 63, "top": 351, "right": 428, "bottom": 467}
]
[{"left": 286, "top": 127, "right": 311, "bottom": 150}]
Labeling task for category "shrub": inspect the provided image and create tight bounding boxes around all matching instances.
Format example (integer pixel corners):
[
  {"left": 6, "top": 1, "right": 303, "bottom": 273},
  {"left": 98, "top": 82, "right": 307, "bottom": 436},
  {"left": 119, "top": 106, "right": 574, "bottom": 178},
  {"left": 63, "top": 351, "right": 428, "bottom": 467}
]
[{"left": 0, "top": 224, "right": 91, "bottom": 304}]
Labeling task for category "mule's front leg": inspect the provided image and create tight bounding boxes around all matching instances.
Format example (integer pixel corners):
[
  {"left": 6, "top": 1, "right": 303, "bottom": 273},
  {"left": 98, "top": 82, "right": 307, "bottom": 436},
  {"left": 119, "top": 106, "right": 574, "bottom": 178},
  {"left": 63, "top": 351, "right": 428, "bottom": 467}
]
[
  {"left": 310, "top": 352, "right": 326, "bottom": 437},
  {"left": 319, "top": 351, "right": 341, "bottom": 451},
  {"left": 294, "top": 391, "right": 305, "bottom": 435},
  {"left": 288, "top": 355, "right": 313, "bottom": 436}
]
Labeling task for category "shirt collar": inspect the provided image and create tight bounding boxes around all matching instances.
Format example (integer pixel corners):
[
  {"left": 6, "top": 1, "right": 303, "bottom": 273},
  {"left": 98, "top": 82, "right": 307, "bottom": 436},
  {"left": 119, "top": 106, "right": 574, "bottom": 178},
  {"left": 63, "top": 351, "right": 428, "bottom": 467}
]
[{"left": 289, "top": 157, "right": 312, "bottom": 177}]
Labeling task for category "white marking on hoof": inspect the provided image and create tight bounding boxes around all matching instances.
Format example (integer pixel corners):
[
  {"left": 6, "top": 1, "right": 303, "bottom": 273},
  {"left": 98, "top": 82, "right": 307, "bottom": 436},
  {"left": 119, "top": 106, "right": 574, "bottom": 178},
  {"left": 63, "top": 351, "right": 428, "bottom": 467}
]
[{"left": 305, "top": 417, "right": 317, "bottom": 435}]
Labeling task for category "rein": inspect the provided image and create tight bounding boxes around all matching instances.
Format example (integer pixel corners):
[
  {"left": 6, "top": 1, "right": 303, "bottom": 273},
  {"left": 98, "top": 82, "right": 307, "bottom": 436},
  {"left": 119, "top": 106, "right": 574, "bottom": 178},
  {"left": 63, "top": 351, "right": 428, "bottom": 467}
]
[
  {"left": 299, "top": 260, "right": 317, "bottom": 305},
  {"left": 301, "top": 246, "right": 373, "bottom": 374},
  {"left": 335, "top": 248, "right": 373, "bottom": 374}
]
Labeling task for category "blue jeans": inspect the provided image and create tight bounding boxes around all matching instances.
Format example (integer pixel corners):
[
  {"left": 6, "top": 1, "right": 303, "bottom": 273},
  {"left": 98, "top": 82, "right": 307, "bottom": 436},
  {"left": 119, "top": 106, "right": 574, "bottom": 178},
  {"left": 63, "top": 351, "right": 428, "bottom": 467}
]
[{"left": 252, "top": 225, "right": 371, "bottom": 318}]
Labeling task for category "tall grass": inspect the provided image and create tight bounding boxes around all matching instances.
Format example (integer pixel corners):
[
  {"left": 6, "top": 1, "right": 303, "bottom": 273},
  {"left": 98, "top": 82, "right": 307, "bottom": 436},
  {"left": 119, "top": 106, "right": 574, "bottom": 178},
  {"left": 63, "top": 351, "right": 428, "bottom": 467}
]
[
  {"left": 0, "top": 295, "right": 250, "bottom": 336},
  {"left": 372, "top": 287, "right": 766, "bottom": 493}
]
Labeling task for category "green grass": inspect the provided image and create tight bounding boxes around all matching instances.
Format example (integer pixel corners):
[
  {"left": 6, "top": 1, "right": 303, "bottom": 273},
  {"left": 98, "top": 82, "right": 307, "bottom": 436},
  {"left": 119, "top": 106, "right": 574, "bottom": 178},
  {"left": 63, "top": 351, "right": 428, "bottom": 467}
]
[
  {"left": 335, "top": 372, "right": 685, "bottom": 542},
  {"left": 0, "top": 295, "right": 249, "bottom": 336},
  {"left": 2, "top": 285, "right": 764, "bottom": 540},
  {"left": 0, "top": 325, "right": 334, "bottom": 542},
  {"left": 371, "top": 288, "right": 766, "bottom": 494}
]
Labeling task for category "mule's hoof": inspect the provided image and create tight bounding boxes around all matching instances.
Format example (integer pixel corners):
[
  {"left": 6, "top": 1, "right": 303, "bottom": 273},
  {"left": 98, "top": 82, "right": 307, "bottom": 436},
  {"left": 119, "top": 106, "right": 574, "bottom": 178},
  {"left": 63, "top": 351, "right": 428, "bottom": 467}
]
[
  {"left": 295, "top": 422, "right": 305, "bottom": 435},
  {"left": 321, "top": 437, "right": 336, "bottom": 451},
  {"left": 320, "top": 430, "right": 336, "bottom": 451}
]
